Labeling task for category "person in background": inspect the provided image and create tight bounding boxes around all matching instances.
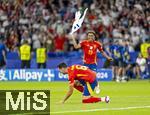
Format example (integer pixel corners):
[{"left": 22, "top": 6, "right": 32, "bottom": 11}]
[
  {"left": 125, "top": 41, "right": 137, "bottom": 80},
  {"left": 54, "top": 33, "right": 67, "bottom": 52},
  {"left": 19, "top": 40, "right": 31, "bottom": 68},
  {"left": 0, "top": 39, "right": 7, "bottom": 69},
  {"left": 140, "top": 40, "right": 150, "bottom": 58},
  {"left": 136, "top": 53, "right": 147, "bottom": 79},
  {"left": 109, "top": 40, "right": 120, "bottom": 80},
  {"left": 116, "top": 41, "right": 129, "bottom": 82},
  {"left": 146, "top": 47, "right": 150, "bottom": 78},
  {"left": 36, "top": 43, "right": 47, "bottom": 68}
]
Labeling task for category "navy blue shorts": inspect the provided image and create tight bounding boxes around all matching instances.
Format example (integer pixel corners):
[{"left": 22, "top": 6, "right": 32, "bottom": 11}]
[
  {"left": 84, "top": 63, "right": 97, "bottom": 72},
  {"left": 78, "top": 79, "right": 98, "bottom": 96}
]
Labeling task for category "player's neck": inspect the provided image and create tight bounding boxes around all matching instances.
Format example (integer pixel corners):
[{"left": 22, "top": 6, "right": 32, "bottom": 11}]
[{"left": 87, "top": 40, "right": 94, "bottom": 42}]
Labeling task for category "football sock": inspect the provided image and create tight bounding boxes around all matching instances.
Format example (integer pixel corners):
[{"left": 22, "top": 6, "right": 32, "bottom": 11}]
[{"left": 82, "top": 97, "right": 101, "bottom": 103}]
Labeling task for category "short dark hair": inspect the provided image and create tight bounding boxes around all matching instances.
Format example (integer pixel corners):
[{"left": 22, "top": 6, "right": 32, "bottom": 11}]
[
  {"left": 87, "top": 30, "right": 96, "bottom": 39},
  {"left": 87, "top": 30, "right": 96, "bottom": 36},
  {"left": 57, "top": 62, "right": 67, "bottom": 69},
  {"left": 23, "top": 40, "right": 28, "bottom": 44}
]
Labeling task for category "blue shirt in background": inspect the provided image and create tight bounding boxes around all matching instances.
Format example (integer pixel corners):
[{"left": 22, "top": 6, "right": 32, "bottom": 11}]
[
  {"left": 109, "top": 44, "right": 120, "bottom": 60},
  {"left": 118, "top": 45, "right": 129, "bottom": 63},
  {"left": 0, "top": 43, "right": 6, "bottom": 60}
]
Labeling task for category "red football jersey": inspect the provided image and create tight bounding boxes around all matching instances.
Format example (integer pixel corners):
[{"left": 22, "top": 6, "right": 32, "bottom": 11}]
[
  {"left": 80, "top": 40, "right": 103, "bottom": 64},
  {"left": 67, "top": 65, "right": 96, "bottom": 84}
]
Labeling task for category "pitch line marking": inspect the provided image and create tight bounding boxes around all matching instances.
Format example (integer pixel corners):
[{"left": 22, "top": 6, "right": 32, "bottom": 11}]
[
  {"left": 10, "top": 105, "right": 150, "bottom": 115},
  {"left": 51, "top": 105, "right": 150, "bottom": 114}
]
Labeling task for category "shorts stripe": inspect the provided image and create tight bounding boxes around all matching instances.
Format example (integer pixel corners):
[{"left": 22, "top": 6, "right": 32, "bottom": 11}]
[{"left": 86, "top": 82, "right": 94, "bottom": 96}]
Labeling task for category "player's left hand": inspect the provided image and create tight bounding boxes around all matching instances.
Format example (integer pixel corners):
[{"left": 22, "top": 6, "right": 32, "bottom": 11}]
[{"left": 108, "top": 57, "right": 113, "bottom": 61}]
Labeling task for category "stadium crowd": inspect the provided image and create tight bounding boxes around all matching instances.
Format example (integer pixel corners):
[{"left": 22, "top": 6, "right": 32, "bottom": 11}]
[
  {"left": 0, "top": 0, "right": 150, "bottom": 80},
  {"left": 0, "top": 0, "right": 149, "bottom": 52}
]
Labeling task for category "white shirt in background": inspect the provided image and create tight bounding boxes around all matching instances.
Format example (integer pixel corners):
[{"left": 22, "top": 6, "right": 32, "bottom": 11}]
[{"left": 136, "top": 58, "right": 146, "bottom": 72}]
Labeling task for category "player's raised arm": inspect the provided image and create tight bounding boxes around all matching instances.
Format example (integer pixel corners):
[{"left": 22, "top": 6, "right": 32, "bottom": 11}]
[
  {"left": 70, "top": 34, "right": 81, "bottom": 49},
  {"left": 69, "top": 8, "right": 88, "bottom": 49},
  {"left": 61, "top": 83, "right": 74, "bottom": 104}
]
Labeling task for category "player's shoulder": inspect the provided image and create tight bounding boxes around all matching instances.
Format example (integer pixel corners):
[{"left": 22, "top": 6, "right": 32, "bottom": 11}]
[
  {"left": 68, "top": 65, "right": 78, "bottom": 70},
  {"left": 94, "top": 41, "right": 102, "bottom": 46},
  {"left": 80, "top": 40, "right": 88, "bottom": 47},
  {"left": 69, "top": 64, "right": 84, "bottom": 68}
]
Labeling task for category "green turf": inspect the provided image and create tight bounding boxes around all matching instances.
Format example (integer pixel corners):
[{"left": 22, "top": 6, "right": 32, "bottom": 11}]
[{"left": 0, "top": 80, "right": 150, "bottom": 115}]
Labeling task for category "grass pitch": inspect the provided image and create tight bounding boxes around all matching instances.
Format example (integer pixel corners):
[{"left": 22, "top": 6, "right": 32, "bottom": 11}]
[{"left": 0, "top": 80, "right": 150, "bottom": 115}]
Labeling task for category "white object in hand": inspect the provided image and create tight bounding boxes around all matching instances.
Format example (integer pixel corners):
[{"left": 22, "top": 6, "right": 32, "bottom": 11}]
[{"left": 70, "top": 8, "right": 88, "bottom": 34}]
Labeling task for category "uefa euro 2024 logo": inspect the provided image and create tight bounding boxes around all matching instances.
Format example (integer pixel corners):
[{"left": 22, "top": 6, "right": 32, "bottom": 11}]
[{"left": 0, "top": 70, "right": 7, "bottom": 81}]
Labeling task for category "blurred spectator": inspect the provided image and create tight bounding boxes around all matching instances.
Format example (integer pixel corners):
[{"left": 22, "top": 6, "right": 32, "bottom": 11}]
[
  {"left": 36, "top": 43, "right": 47, "bottom": 68},
  {"left": 19, "top": 40, "right": 31, "bottom": 68},
  {"left": 116, "top": 41, "right": 129, "bottom": 82},
  {"left": 131, "top": 32, "right": 140, "bottom": 51},
  {"left": 140, "top": 40, "right": 150, "bottom": 58},
  {"left": 32, "top": 30, "right": 41, "bottom": 51},
  {"left": 108, "top": 40, "right": 120, "bottom": 80},
  {"left": 21, "top": 31, "right": 31, "bottom": 45},
  {"left": 45, "top": 32, "right": 54, "bottom": 52},
  {"left": 130, "top": 22, "right": 141, "bottom": 36},
  {"left": 147, "top": 47, "right": 150, "bottom": 78},
  {"left": 54, "top": 33, "right": 67, "bottom": 52},
  {"left": 101, "top": 11, "right": 112, "bottom": 27},
  {"left": 0, "top": 0, "right": 148, "bottom": 53},
  {"left": 136, "top": 53, "right": 147, "bottom": 79},
  {"left": 0, "top": 39, "right": 7, "bottom": 69},
  {"left": 5, "top": 31, "right": 18, "bottom": 51}
]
